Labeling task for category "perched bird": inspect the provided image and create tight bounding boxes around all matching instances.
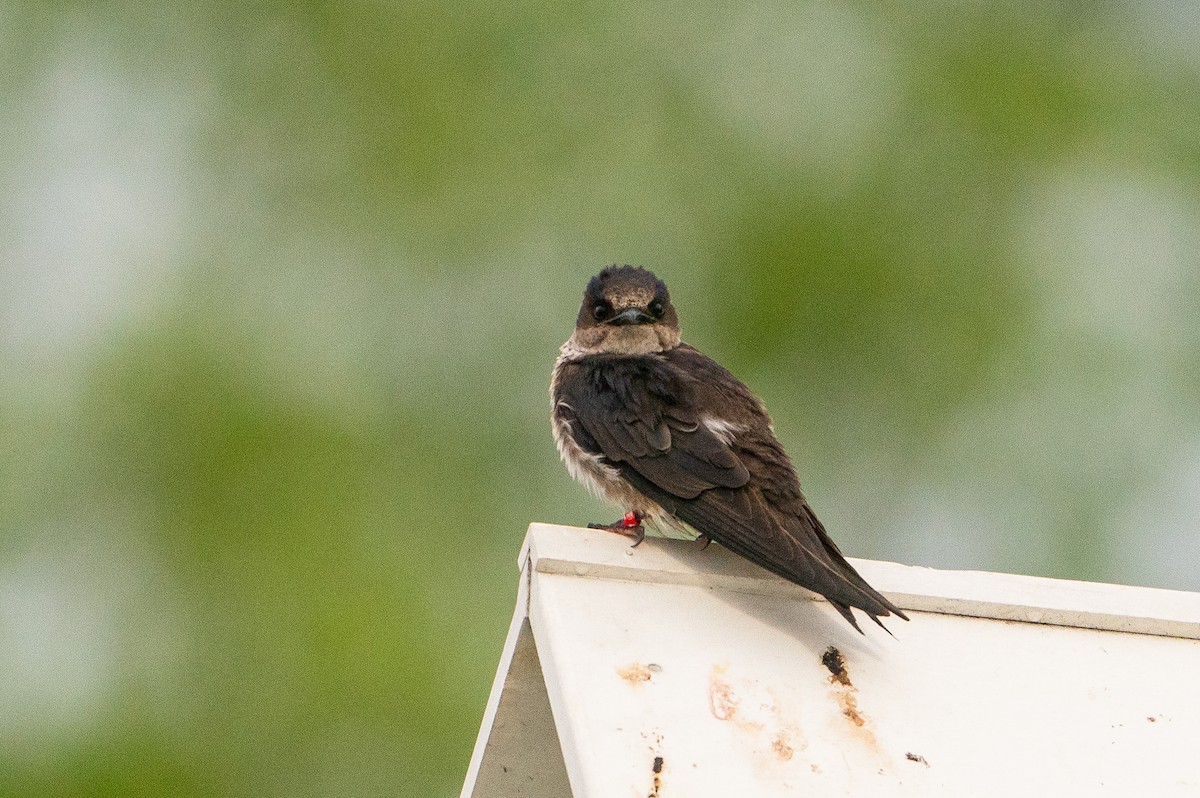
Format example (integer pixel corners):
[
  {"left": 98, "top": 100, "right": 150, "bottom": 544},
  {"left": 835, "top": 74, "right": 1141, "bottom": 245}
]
[{"left": 551, "top": 265, "right": 908, "bottom": 633}]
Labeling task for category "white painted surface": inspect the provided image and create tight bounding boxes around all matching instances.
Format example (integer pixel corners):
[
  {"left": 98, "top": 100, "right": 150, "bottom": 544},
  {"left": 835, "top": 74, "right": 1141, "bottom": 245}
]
[
  {"left": 463, "top": 523, "right": 1200, "bottom": 797},
  {"left": 459, "top": 562, "right": 572, "bottom": 798}
]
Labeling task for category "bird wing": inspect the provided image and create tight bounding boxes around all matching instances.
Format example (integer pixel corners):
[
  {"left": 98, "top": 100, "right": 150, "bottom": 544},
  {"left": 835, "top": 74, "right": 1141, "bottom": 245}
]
[
  {"left": 639, "top": 475, "right": 905, "bottom": 630},
  {"left": 557, "top": 348, "right": 906, "bottom": 630},
  {"left": 556, "top": 356, "right": 750, "bottom": 499}
]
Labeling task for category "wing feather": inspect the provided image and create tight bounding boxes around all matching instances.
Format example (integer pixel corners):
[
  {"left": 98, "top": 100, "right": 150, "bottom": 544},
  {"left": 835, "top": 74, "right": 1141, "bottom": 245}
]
[
  {"left": 556, "top": 348, "right": 906, "bottom": 629},
  {"left": 559, "top": 357, "right": 749, "bottom": 499}
]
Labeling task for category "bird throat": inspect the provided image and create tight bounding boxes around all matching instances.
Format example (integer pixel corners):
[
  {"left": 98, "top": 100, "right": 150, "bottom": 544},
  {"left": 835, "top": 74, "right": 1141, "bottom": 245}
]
[{"left": 570, "top": 323, "right": 680, "bottom": 357}]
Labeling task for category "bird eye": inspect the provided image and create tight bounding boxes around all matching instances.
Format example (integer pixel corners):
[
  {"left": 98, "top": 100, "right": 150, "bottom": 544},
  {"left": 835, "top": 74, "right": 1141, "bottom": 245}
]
[
  {"left": 649, "top": 300, "right": 665, "bottom": 318},
  {"left": 593, "top": 303, "right": 607, "bottom": 320}
]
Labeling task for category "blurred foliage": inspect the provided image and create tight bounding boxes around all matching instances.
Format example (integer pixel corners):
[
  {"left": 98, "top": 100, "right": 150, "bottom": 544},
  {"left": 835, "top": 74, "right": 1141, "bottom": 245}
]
[{"left": 3, "top": 1, "right": 1200, "bottom": 796}]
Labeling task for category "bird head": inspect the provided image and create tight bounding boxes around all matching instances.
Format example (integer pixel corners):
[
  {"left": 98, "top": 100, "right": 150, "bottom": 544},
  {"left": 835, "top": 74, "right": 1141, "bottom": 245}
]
[{"left": 570, "top": 265, "right": 681, "bottom": 355}]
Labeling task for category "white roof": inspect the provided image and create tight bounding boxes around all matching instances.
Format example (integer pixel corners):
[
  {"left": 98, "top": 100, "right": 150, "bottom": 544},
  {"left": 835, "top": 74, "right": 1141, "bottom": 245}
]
[{"left": 462, "top": 523, "right": 1200, "bottom": 797}]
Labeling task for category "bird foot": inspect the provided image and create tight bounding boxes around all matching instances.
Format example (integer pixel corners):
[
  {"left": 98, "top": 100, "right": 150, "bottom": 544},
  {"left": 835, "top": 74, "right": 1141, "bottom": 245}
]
[
  {"left": 587, "top": 511, "right": 645, "bottom": 547},
  {"left": 695, "top": 533, "right": 711, "bottom": 550}
]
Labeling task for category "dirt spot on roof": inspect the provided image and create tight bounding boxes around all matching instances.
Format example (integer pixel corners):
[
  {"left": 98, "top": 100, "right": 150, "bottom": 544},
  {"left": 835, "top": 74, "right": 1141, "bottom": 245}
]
[{"left": 617, "top": 662, "right": 654, "bottom": 685}]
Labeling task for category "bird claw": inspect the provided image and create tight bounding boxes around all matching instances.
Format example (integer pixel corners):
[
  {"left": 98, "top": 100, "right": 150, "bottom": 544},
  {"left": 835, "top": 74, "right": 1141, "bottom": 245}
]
[{"left": 587, "top": 511, "right": 646, "bottom": 547}]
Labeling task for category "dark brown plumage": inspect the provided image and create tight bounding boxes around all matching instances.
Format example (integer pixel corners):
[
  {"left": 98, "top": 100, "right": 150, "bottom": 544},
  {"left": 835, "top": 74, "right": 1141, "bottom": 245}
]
[{"left": 551, "top": 265, "right": 907, "bottom": 632}]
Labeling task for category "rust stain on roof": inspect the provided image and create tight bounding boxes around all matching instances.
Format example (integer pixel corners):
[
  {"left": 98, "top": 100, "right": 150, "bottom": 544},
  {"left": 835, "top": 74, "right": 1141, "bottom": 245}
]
[
  {"left": 772, "top": 732, "right": 795, "bottom": 761},
  {"left": 708, "top": 663, "right": 808, "bottom": 770},
  {"left": 707, "top": 665, "right": 741, "bottom": 723},
  {"left": 820, "top": 646, "right": 879, "bottom": 748},
  {"left": 836, "top": 689, "right": 867, "bottom": 728},
  {"left": 617, "top": 662, "right": 654, "bottom": 685}
]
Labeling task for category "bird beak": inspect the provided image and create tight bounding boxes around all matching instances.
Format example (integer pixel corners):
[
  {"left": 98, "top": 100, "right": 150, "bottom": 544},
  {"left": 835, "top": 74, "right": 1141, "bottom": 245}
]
[{"left": 609, "top": 307, "right": 655, "bottom": 325}]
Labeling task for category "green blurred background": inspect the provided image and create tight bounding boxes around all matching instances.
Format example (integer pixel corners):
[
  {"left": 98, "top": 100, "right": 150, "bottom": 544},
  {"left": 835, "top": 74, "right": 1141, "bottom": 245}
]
[{"left": 3, "top": 2, "right": 1199, "bottom": 796}]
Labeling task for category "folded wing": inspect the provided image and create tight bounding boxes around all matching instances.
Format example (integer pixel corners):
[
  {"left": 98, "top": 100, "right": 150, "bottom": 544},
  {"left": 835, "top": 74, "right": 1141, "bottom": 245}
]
[{"left": 558, "top": 351, "right": 907, "bottom": 631}]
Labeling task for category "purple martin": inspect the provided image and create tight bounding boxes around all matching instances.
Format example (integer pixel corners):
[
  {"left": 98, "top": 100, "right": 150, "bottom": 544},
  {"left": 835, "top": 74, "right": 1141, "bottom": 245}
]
[{"left": 551, "top": 265, "right": 908, "bottom": 633}]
